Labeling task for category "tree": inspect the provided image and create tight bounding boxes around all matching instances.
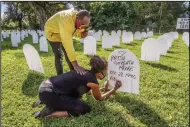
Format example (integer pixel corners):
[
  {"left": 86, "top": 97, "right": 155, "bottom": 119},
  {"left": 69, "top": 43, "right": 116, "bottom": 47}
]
[
  {"left": 3, "top": 2, "right": 32, "bottom": 30},
  {"left": 2, "top": 2, "right": 188, "bottom": 32}
]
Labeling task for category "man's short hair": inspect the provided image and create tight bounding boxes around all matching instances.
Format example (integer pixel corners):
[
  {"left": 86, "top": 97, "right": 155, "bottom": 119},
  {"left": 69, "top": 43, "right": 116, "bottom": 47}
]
[{"left": 77, "top": 10, "right": 90, "bottom": 20}]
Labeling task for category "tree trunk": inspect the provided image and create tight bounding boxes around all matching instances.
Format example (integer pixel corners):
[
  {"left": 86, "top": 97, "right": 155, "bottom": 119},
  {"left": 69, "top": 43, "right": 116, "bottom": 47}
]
[
  {"left": 19, "top": 20, "right": 22, "bottom": 31},
  {"left": 31, "top": 2, "right": 47, "bottom": 30},
  {"left": 159, "top": 2, "right": 163, "bottom": 34}
]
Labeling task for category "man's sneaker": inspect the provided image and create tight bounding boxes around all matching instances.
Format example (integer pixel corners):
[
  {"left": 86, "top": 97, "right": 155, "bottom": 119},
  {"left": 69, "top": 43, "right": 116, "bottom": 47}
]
[{"left": 34, "top": 106, "right": 54, "bottom": 119}]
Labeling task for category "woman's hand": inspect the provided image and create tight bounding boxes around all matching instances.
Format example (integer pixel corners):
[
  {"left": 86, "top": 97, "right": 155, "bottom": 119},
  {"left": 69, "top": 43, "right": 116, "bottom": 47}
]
[
  {"left": 104, "top": 80, "right": 109, "bottom": 90},
  {"left": 114, "top": 80, "right": 122, "bottom": 91}
]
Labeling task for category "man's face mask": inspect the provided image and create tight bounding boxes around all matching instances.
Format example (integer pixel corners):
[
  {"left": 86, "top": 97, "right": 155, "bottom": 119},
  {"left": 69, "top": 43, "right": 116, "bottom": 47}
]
[
  {"left": 76, "top": 19, "right": 82, "bottom": 29},
  {"left": 76, "top": 18, "right": 91, "bottom": 30}
]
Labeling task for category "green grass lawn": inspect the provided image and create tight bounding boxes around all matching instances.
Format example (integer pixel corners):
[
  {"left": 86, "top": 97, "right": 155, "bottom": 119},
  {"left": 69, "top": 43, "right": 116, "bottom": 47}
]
[{"left": 1, "top": 34, "right": 189, "bottom": 127}]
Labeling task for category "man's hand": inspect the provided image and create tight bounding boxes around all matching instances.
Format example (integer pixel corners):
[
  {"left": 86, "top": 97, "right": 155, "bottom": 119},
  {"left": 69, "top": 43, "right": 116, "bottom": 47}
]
[
  {"left": 74, "top": 65, "right": 86, "bottom": 75},
  {"left": 71, "top": 61, "right": 86, "bottom": 75},
  {"left": 81, "top": 31, "right": 88, "bottom": 38}
]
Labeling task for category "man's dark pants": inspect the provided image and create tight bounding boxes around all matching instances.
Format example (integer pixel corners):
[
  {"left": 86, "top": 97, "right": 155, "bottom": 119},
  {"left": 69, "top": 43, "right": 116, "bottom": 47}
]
[{"left": 49, "top": 40, "right": 74, "bottom": 75}]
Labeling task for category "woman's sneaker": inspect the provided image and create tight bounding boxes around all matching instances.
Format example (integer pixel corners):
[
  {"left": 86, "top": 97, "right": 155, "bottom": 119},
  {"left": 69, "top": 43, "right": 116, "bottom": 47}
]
[
  {"left": 34, "top": 106, "right": 54, "bottom": 119},
  {"left": 32, "top": 100, "right": 43, "bottom": 108}
]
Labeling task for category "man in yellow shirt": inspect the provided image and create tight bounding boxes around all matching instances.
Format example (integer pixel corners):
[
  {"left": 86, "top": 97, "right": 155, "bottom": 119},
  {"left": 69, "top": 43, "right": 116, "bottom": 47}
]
[{"left": 44, "top": 9, "right": 90, "bottom": 75}]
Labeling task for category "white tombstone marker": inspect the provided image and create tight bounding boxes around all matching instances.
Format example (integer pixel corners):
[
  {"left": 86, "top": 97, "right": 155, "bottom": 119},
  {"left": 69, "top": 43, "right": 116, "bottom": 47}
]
[
  {"left": 122, "top": 30, "right": 127, "bottom": 35},
  {"left": 157, "top": 36, "right": 168, "bottom": 55},
  {"left": 1, "top": 34, "right": 3, "bottom": 42},
  {"left": 23, "top": 44, "right": 45, "bottom": 73},
  {"left": 102, "top": 35, "right": 112, "bottom": 49},
  {"left": 32, "top": 32, "right": 39, "bottom": 44},
  {"left": 98, "top": 30, "right": 102, "bottom": 35},
  {"left": 134, "top": 31, "right": 141, "bottom": 40},
  {"left": 11, "top": 32, "right": 18, "bottom": 47},
  {"left": 147, "top": 31, "right": 151, "bottom": 37},
  {"left": 88, "top": 30, "right": 94, "bottom": 37},
  {"left": 141, "top": 38, "right": 160, "bottom": 62},
  {"left": 39, "top": 36, "right": 48, "bottom": 52},
  {"left": 128, "top": 31, "right": 133, "bottom": 42},
  {"left": 150, "top": 31, "right": 153, "bottom": 37},
  {"left": 16, "top": 32, "right": 21, "bottom": 43},
  {"left": 182, "top": 32, "right": 189, "bottom": 47},
  {"left": 111, "top": 35, "right": 120, "bottom": 46},
  {"left": 21, "top": 32, "right": 25, "bottom": 40},
  {"left": 84, "top": 36, "right": 96, "bottom": 55},
  {"left": 163, "top": 33, "right": 174, "bottom": 48},
  {"left": 111, "top": 31, "right": 117, "bottom": 36},
  {"left": 94, "top": 32, "right": 101, "bottom": 41},
  {"left": 117, "top": 30, "right": 122, "bottom": 36},
  {"left": 108, "top": 49, "right": 140, "bottom": 94},
  {"left": 2, "top": 32, "right": 6, "bottom": 39},
  {"left": 141, "top": 32, "right": 147, "bottom": 39},
  {"left": 122, "top": 35, "right": 128, "bottom": 44},
  {"left": 103, "top": 30, "right": 109, "bottom": 35},
  {"left": 122, "top": 32, "right": 133, "bottom": 44},
  {"left": 173, "top": 32, "right": 178, "bottom": 40}
]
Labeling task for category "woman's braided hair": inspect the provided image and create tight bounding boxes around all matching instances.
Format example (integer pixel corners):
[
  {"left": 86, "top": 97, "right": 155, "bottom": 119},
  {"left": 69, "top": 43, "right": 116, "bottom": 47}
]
[{"left": 90, "top": 55, "right": 108, "bottom": 73}]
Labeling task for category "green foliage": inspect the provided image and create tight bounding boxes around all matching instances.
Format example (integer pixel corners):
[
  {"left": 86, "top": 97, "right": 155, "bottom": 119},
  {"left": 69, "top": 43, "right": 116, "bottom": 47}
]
[
  {"left": 2, "top": 2, "right": 189, "bottom": 32},
  {"left": 1, "top": 34, "right": 189, "bottom": 127},
  {"left": 72, "top": 2, "right": 188, "bottom": 32}
]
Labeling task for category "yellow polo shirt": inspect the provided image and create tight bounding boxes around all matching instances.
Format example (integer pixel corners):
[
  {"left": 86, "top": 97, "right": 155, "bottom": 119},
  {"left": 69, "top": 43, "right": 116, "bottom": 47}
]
[{"left": 44, "top": 9, "right": 82, "bottom": 62}]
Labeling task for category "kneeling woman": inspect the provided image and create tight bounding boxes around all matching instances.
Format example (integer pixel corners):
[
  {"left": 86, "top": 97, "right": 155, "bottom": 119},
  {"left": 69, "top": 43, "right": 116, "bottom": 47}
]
[{"left": 35, "top": 55, "right": 122, "bottom": 118}]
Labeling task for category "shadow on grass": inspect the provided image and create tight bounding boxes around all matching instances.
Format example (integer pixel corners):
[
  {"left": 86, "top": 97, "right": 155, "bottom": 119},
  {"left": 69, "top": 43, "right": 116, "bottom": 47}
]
[
  {"left": 97, "top": 44, "right": 102, "bottom": 51},
  {"left": 145, "top": 62, "right": 178, "bottom": 72},
  {"left": 105, "top": 49, "right": 114, "bottom": 52},
  {"left": 163, "top": 55, "right": 173, "bottom": 59},
  {"left": 22, "top": 71, "right": 45, "bottom": 97},
  {"left": 1, "top": 38, "right": 22, "bottom": 51},
  {"left": 124, "top": 43, "right": 137, "bottom": 46},
  {"left": 113, "top": 46, "right": 123, "bottom": 48},
  {"left": 113, "top": 93, "right": 169, "bottom": 127},
  {"left": 167, "top": 51, "right": 177, "bottom": 54},
  {"left": 40, "top": 95, "right": 132, "bottom": 127},
  {"left": 38, "top": 51, "right": 53, "bottom": 57},
  {"left": 1, "top": 36, "right": 34, "bottom": 51}
]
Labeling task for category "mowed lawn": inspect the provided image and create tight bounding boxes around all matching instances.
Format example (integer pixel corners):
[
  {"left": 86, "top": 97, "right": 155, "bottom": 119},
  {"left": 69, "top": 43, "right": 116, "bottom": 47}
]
[{"left": 1, "top": 34, "right": 189, "bottom": 127}]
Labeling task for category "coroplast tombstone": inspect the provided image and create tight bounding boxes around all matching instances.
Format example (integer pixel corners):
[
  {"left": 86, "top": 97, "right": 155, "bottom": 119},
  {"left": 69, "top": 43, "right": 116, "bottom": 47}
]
[
  {"left": 108, "top": 49, "right": 140, "bottom": 94},
  {"left": 23, "top": 44, "right": 45, "bottom": 73}
]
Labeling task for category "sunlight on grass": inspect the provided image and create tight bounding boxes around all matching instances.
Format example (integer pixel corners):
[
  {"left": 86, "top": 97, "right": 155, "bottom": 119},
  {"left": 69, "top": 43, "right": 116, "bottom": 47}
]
[{"left": 1, "top": 34, "right": 189, "bottom": 127}]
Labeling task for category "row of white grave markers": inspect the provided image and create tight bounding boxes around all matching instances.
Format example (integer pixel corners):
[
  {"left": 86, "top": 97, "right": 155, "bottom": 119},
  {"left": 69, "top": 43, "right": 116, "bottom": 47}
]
[
  {"left": 92, "top": 30, "right": 153, "bottom": 43},
  {"left": 141, "top": 32, "right": 178, "bottom": 62},
  {"left": 102, "top": 34, "right": 120, "bottom": 48},
  {"left": 182, "top": 32, "right": 189, "bottom": 47},
  {"left": 2, "top": 29, "right": 49, "bottom": 52},
  {"left": 134, "top": 31, "right": 153, "bottom": 40},
  {"left": 30, "top": 31, "right": 48, "bottom": 52},
  {"left": 1, "top": 31, "right": 10, "bottom": 39}
]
